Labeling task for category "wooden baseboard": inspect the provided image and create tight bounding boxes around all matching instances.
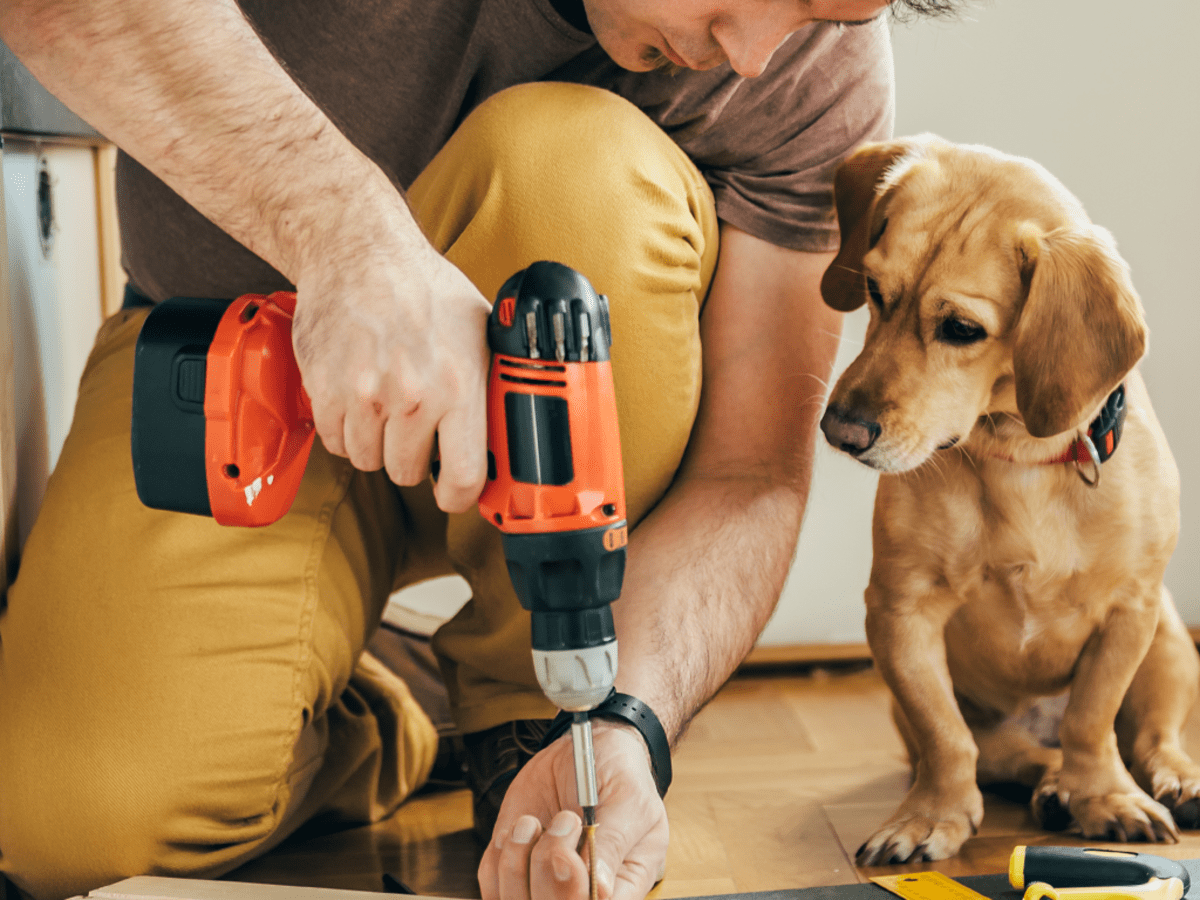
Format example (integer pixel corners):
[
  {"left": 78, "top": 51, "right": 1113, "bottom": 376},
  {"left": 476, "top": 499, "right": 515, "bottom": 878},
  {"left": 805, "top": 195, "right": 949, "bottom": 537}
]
[
  {"left": 741, "top": 642, "right": 871, "bottom": 668},
  {"left": 745, "top": 630, "right": 1200, "bottom": 672}
]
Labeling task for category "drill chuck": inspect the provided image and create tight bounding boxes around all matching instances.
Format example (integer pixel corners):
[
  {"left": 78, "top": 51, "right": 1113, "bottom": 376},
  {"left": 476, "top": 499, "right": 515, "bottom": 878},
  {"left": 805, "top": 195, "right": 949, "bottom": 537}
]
[{"left": 532, "top": 641, "right": 617, "bottom": 712}]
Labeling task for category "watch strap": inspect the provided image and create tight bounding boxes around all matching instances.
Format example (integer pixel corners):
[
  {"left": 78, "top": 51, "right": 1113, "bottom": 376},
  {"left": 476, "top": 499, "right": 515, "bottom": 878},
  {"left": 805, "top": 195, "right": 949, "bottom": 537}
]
[{"left": 540, "top": 691, "right": 672, "bottom": 797}]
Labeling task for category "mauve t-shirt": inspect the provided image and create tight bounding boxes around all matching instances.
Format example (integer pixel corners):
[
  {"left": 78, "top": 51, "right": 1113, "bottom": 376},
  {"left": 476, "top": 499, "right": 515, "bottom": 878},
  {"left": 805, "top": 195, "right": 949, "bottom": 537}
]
[{"left": 117, "top": 0, "right": 895, "bottom": 301}]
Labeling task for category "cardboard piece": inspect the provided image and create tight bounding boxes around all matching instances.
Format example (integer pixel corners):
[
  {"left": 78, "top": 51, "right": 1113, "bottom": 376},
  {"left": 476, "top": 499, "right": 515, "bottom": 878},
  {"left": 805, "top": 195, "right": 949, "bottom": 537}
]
[
  {"left": 78, "top": 860, "right": 1200, "bottom": 900},
  {"left": 74, "top": 878, "right": 448, "bottom": 900}
]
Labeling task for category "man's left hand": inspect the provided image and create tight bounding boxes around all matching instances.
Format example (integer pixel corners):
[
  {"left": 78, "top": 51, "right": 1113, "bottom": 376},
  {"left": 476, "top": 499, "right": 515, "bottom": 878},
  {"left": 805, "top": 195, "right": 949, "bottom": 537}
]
[{"left": 478, "top": 721, "right": 668, "bottom": 900}]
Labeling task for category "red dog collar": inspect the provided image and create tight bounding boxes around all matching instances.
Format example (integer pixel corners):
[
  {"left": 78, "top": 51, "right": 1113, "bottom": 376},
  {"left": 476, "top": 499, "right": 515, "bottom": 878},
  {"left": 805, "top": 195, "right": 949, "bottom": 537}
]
[
  {"left": 1046, "top": 383, "right": 1126, "bottom": 467},
  {"left": 984, "top": 383, "right": 1127, "bottom": 487}
]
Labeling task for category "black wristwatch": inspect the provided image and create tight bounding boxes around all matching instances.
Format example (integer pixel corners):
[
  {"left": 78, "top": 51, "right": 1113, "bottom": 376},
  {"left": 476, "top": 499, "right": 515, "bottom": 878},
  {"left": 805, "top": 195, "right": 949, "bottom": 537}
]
[{"left": 539, "top": 691, "right": 673, "bottom": 797}]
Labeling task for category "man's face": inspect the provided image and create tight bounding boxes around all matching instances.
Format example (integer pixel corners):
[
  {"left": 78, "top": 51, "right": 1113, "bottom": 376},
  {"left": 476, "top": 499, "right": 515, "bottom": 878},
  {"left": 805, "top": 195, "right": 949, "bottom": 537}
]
[{"left": 584, "top": 0, "right": 890, "bottom": 77}]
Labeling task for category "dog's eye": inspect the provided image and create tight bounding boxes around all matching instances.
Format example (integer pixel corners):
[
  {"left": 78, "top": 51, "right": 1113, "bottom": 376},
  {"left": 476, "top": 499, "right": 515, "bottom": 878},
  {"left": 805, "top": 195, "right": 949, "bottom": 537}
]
[
  {"left": 937, "top": 317, "right": 987, "bottom": 346},
  {"left": 866, "top": 277, "right": 885, "bottom": 308},
  {"left": 869, "top": 216, "right": 888, "bottom": 249}
]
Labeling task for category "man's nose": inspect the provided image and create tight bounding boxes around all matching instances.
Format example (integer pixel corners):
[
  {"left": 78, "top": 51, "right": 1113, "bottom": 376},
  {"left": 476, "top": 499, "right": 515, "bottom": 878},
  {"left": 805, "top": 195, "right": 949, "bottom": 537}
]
[{"left": 711, "top": 20, "right": 791, "bottom": 77}]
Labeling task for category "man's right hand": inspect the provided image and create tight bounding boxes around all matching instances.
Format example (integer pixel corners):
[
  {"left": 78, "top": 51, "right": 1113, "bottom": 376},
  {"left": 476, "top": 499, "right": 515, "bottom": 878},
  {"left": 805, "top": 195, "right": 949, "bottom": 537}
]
[{"left": 292, "top": 240, "right": 492, "bottom": 513}]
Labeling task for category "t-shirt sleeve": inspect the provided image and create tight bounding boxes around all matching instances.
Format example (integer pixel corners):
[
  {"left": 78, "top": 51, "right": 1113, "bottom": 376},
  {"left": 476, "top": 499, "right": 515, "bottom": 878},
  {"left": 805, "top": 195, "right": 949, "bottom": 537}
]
[{"left": 698, "top": 19, "right": 895, "bottom": 252}]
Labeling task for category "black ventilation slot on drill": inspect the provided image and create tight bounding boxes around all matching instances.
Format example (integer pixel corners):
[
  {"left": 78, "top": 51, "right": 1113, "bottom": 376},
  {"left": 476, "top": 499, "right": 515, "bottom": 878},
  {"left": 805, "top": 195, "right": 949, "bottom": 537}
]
[
  {"left": 500, "top": 374, "right": 568, "bottom": 388},
  {"left": 505, "top": 392, "right": 573, "bottom": 485},
  {"left": 499, "top": 359, "right": 566, "bottom": 373}
]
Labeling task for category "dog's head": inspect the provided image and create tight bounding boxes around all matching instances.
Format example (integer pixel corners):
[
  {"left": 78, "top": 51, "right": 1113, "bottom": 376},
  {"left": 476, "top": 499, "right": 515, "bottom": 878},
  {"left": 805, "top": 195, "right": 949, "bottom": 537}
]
[{"left": 819, "top": 135, "right": 1147, "bottom": 472}]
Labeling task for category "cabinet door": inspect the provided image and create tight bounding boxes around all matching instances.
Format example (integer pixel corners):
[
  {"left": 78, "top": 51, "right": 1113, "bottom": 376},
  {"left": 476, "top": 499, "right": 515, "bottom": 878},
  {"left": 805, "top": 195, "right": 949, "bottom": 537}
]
[
  {"left": 4, "top": 138, "right": 104, "bottom": 552},
  {"left": 0, "top": 145, "right": 14, "bottom": 598}
]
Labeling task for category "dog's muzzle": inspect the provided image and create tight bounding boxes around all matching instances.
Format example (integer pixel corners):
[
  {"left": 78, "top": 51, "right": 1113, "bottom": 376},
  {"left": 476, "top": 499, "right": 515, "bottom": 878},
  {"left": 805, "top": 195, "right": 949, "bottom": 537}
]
[{"left": 820, "top": 405, "right": 881, "bottom": 457}]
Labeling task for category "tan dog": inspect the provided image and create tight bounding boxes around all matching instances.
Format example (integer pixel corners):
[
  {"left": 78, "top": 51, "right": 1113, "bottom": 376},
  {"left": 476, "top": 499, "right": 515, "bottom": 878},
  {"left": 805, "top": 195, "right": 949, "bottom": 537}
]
[{"left": 819, "top": 135, "right": 1200, "bottom": 865}]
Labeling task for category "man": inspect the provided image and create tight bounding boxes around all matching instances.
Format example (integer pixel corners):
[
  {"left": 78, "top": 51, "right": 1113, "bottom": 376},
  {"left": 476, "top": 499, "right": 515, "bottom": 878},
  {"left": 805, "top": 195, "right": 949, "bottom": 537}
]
[{"left": 0, "top": 1, "right": 958, "bottom": 899}]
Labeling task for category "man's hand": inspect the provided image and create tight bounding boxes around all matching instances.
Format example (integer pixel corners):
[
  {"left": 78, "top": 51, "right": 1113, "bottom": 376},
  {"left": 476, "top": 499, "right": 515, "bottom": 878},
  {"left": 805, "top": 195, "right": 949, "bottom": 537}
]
[
  {"left": 292, "top": 239, "right": 492, "bottom": 512},
  {"left": 479, "top": 722, "right": 668, "bottom": 900}
]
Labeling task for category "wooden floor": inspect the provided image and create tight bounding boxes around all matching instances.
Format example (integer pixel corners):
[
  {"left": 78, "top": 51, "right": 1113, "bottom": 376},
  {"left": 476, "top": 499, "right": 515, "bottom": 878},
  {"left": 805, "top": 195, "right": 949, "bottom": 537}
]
[{"left": 227, "top": 663, "right": 1200, "bottom": 899}]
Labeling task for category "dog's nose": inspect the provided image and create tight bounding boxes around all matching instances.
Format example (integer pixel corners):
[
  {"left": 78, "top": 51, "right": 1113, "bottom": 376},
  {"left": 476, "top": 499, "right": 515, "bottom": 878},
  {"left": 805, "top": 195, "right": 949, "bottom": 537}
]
[{"left": 820, "top": 405, "right": 881, "bottom": 456}]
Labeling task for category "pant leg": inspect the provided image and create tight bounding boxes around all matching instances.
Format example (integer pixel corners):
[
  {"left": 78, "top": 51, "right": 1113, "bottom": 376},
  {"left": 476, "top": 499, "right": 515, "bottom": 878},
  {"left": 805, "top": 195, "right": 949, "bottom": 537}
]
[
  {"left": 0, "top": 308, "right": 439, "bottom": 900},
  {"left": 409, "top": 82, "right": 720, "bottom": 735}
]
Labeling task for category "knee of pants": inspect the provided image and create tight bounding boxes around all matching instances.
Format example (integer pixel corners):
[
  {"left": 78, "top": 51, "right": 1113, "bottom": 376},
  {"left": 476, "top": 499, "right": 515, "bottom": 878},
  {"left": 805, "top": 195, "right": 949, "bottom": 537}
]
[
  {"left": 410, "top": 81, "right": 719, "bottom": 524},
  {"left": 413, "top": 81, "right": 718, "bottom": 305}
]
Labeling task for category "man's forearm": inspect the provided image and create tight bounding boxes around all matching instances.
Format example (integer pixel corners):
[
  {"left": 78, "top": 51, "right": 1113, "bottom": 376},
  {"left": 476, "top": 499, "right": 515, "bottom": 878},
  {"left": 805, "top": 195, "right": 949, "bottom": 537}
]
[
  {"left": 0, "top": 0, "right": 422, "bottom": 279},
  {"left": 610, "top": 228, "right": 843, "bottom": 745},
  {"left": 612, "top": 470, "right": 809, "bottom": 744}
]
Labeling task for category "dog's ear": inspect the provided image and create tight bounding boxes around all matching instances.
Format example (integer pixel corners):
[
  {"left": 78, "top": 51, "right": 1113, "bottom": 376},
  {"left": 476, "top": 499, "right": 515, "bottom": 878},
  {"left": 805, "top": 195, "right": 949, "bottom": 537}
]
[
  {"left": 1012, "top": 223, "right": 1147, "bottom": 438},
  {"left": 821, "top": 139, "right": 919, "bottom": 311}
]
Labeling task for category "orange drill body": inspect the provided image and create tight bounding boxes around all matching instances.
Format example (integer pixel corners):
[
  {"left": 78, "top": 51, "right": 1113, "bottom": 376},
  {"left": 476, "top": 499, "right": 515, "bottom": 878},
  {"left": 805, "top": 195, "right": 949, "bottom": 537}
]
[{"left": 478, "top": 351, "right": 626, "bottom": 540}]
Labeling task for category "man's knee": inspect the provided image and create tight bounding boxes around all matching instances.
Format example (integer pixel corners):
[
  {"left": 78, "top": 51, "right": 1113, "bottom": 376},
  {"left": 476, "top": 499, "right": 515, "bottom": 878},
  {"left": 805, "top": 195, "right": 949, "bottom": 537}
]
[
  {"left": 410, "top": 82, "right": 717, "bottom": 292},
  {"left": 465, "top": 82, "right": 679, "bottom": 188}
]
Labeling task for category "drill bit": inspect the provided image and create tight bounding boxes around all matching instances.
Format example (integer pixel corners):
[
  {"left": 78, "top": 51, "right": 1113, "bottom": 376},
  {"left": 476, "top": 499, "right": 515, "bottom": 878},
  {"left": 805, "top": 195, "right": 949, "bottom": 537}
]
[{"left": 570, "top": 711, "right": 599, "bottom": 900}]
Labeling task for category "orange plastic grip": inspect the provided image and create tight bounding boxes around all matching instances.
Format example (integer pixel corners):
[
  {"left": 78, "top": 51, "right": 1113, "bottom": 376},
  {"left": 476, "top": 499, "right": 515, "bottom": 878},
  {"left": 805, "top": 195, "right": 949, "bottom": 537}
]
[{"left": 203, "top": 291, "right": 315, "bottom": 526}]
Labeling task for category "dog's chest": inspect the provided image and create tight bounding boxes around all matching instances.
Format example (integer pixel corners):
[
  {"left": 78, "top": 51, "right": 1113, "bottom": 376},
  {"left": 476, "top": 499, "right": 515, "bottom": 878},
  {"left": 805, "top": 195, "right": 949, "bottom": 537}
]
[
  {"left": 946, "top": 469, "right": 1099, "bottom": 587},
  {"left": 942, "top": 473, "right": 1130, "bottom": 688}
]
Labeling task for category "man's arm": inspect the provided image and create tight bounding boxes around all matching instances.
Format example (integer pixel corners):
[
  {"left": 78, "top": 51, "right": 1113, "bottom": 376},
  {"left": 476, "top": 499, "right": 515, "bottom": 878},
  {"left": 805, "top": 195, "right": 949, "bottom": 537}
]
[
  {"left": 482, "top": 223, "right": 844, "bottom": 900},
  {"left": 0, "top": 0, "right": 491, "bottom": 510},
  {"left": 614, "top": 223, "right": 842, "bottom": 741}
]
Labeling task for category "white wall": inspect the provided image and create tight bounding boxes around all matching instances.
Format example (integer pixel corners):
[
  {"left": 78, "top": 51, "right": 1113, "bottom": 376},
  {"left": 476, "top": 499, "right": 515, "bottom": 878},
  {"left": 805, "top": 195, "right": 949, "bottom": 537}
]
[{"left": 759, "top": 0, "right": 1200, "bottom": 645}]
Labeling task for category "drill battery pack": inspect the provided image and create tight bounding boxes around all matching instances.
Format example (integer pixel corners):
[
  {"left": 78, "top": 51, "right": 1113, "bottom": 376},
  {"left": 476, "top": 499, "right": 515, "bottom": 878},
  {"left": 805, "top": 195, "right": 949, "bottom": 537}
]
[{"left": 131, "top": 291, "right": 315, "bottom": 526}]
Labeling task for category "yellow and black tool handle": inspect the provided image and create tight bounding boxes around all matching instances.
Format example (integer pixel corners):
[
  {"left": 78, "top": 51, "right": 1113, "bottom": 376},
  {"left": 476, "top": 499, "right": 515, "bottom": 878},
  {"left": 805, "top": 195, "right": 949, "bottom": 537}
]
[{"left": 1010, "top": 846, "right": 1190, "bottom": 894}]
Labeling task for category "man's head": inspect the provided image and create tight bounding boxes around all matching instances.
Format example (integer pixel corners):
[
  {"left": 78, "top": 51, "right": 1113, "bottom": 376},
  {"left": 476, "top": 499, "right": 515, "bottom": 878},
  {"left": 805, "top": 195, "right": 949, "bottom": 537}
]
[{"left": 585, "top": 0, "right": 962, "bottom": 77}]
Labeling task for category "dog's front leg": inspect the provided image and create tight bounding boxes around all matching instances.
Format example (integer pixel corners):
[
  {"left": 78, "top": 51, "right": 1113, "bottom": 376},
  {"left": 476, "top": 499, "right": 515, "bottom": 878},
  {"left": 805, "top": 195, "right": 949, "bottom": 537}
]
[
  {"left": 859, "top": 585, "right": 982, "bottom": 865},
  {"left": 1044, "top": 596, "right": 1178, "bottom": 842}
]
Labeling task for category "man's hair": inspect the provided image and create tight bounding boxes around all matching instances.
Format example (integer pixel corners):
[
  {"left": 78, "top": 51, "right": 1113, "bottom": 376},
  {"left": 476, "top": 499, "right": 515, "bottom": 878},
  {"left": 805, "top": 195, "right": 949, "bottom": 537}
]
[{"left": 889, "top": 0, "right": 965, "bottom": 20}]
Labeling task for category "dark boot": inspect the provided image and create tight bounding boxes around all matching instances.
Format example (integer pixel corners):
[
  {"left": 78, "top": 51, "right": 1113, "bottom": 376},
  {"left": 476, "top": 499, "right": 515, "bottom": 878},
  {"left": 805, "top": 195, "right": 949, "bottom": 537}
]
[{"left": 461, "top": 719, "right": 553, "bottom": 842}]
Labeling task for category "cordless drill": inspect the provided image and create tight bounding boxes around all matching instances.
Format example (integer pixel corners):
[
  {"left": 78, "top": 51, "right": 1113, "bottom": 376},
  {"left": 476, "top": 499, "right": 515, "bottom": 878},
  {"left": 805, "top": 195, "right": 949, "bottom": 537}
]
[
  {"left": 476, "top": 262, "right": 627, "bottom": 860},
  {"left": 130, "top": 261, "right": 626, "bottom": 874}
]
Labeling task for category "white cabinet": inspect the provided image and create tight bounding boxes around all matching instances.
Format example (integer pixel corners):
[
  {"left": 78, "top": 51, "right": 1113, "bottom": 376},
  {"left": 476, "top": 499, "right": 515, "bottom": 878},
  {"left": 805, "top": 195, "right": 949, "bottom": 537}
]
[
  {"left": 0, "top": 151, "right": 13, "bottom": 594},
  {"left": 5, "top": 139, "right": 105, "bottom": 550},
  {"left": 0, "top": 43, "right": 117, "bottom": 599}
]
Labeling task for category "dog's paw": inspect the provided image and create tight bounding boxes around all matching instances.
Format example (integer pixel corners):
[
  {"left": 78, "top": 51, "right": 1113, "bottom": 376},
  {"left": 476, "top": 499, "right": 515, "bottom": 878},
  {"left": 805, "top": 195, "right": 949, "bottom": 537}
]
[
  {"left": 1031, "top": 790, "right": 1073, "bottom": 832},
  {"left": 1070, "top": 791, "right": 1179, "bottom": 843},
  {"left": 1170, "top": 797, "right": 1200, "bottom": 829},
  {"left": 855, "top": 811, "right": 978, "bottom": 866},
  {"left": 1136, "top": 747, "right": 1200, "bottom": 829}
]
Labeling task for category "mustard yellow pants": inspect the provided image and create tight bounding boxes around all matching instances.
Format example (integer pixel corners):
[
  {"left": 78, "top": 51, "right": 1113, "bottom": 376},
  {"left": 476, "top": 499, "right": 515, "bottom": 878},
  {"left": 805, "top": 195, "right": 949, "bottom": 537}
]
[{"left": 0, "top": 83, "right": 718, "bottom": 900}]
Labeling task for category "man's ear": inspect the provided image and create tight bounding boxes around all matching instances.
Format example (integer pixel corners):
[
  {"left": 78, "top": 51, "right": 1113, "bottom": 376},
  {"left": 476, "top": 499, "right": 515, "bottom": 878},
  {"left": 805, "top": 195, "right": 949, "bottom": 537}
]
[
  {"left": 1012, "top": 222, "right": 1148, "bottom": 437},
  {"left": 820, "top": 138, "right": 922, "bottom": 312}
]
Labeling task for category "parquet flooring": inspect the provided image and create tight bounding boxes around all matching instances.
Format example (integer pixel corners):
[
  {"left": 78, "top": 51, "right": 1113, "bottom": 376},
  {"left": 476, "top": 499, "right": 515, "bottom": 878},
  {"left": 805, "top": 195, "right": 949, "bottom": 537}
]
[{"left": 228, "top": 663, "right": 1200, "bottom": 898}]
